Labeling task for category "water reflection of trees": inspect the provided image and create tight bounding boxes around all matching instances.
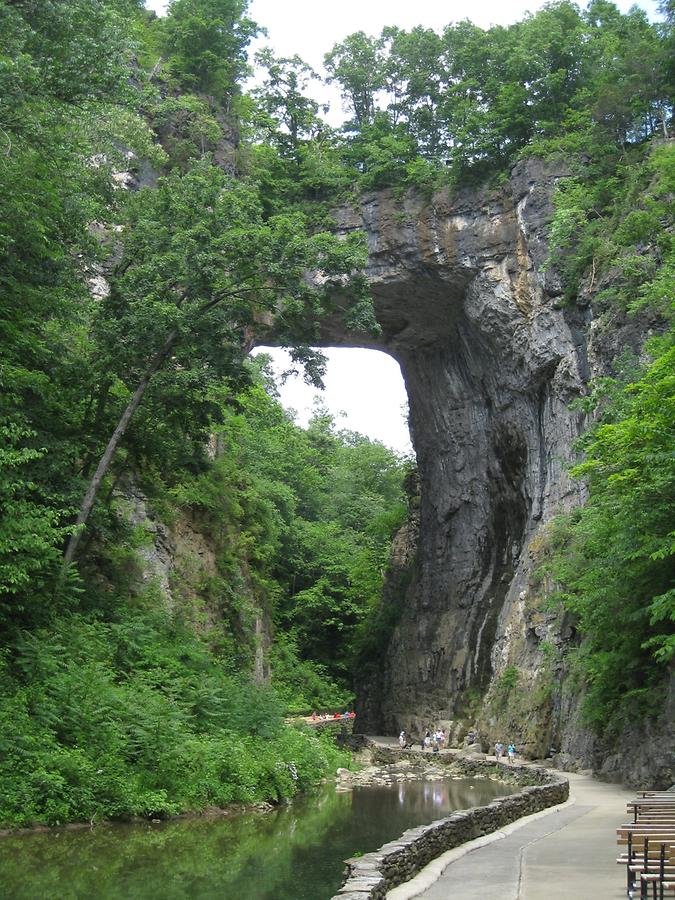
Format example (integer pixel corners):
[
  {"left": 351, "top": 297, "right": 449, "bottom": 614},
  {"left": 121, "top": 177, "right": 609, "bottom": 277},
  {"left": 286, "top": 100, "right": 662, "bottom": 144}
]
[
  {"left": 389, "top": 776, "right": 504, "bottom": 814},
  {"left": 0, "top": 778, "right": 511, "bottom": 900},
  {"left": 353, "top": 776, "right": 509, "bottom": 821},
  {"left": 0, "top": 788, "right": 352, "bottom": 900}
]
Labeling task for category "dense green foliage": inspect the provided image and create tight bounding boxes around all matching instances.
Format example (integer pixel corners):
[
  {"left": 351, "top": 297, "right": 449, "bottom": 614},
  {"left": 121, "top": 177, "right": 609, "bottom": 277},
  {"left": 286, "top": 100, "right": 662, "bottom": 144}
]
[
  {"left": 0, "top": 355, "right": 406, "bottom": 826},
  {"left": 0, "top": 605, "right": 350, "bottom": 827},
  {"left": 0, "top": 0, "right": 374, "bottom": 622},
  {"left": 543, "top": 343, "right": 674, "bottom": 736},
  {"left": 161, "top": 0, "right": 257, "bottom": 100},
  {"left": 0, "top": 354, "right": 406, "bottom": 826},
  {"left": 0, "top": 0, "right": 390, "bottom": 826},
  {"left": 523, "top": 4, "right": 674, "bottom": 735},
  {"left": 0, "top": 0, "right": 673, "bottom": 825},
  {"left": 538, "top": 137, "right": 674, "bottom": 738},
  {"left": 320, "top": 0, "right": 673, "bottom": 188},
  {"left": 0, "top": 0, "right": 160, "bottom": 619},
  {"left": 244, "top": 0, "right": 674, "bottom": 207},
  {"left": 166, "top": 367, "right": 408, "bottom": 709}
]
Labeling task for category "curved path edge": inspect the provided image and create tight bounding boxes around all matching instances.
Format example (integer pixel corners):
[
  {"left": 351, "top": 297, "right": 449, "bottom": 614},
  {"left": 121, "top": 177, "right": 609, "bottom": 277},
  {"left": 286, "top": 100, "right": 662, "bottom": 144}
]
[
  {"left": 387, "top": 794, "right": 578, "bottom": 899},
  {"left": 333, "top": 743, "right": 569, "bottom": 899},
  {"left": 389, "top": 770, "right": 635, "bottom": 900}
]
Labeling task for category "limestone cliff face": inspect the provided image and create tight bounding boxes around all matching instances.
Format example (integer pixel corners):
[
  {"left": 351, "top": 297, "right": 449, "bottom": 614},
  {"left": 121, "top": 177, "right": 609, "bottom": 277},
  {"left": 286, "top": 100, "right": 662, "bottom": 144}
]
[
  {"left": 112, "top": 475, "right": 271, "bottom": 684},
  {"left": 310, "top": 159, "right": 670, "bottom": 784}
]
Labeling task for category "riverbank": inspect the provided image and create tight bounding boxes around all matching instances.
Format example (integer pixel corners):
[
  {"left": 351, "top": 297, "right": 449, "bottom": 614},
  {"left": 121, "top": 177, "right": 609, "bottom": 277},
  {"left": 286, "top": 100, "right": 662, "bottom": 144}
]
[
  {"left": 0, "top": 769, "right": 512, "bottom": 900},
  {"left": 0, "top": 720, "right": 353, "bottom": 833},
  {"left": 392, "top": 770, "right": 634, "bottom": 900},
  {"left": 0, "top": 798, "right": 277, "bottom": 839},
  {"left": 336, "top": 757, "right": 526, "bottom": 790},
  {"left": 334, "top": 747, "right": 568, "bottom": 899}
]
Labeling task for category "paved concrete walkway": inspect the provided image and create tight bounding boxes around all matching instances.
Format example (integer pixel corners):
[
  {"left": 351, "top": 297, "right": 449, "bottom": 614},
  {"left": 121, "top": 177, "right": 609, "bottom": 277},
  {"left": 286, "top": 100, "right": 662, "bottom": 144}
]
[{"left": 387, "top": 770, "right": 633, "bottom": 899}]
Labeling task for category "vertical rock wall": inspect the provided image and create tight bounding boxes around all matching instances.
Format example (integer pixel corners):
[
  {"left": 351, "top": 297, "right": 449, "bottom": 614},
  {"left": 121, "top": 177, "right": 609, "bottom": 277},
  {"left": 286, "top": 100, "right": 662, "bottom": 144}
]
[
  {"left": 316, "top": 159, "right": 587, "bottom": 735},
  {"left": 308, "top": 158, "right": 668, "bottom": 779}
]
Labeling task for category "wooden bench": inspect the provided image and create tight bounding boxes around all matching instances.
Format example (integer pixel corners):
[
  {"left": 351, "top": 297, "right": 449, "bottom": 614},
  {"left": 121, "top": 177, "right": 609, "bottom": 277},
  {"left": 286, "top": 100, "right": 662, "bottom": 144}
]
[
  {"left": 618, "top": 798, "right": 675, "bottom": 897},
  {"left": 636, "top": 793, "right": 675, "bottom": 798},
  {"left": 638, "top": 843, "right": 675, "bottom": 900},
  {"left": 617, "top": 834, "right": 675, "bottom": 898},
  {"left": 647, "top": 879, "right": 675, "bottom": 899},
  {"left": 628, "top": 801, "right": 675, "bottom": 824}
]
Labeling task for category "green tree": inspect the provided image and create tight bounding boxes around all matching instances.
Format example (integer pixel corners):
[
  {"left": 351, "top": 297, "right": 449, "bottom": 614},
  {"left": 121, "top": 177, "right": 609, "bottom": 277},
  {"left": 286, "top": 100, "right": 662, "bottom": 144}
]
[
  {"left": 161, "top": 0, "right": 258, "bottom": 102},
  {"left": 63, "top": 163, "right": 370, "bottom": 567},
  {"left": 582, "top": 0, "right": 669, "bottom": 144},
  {"left": 547, "top": 343, "right": 675, "bottom": 733},
  {"left": 324, "top": 32, "right": 386, "bottom": 127},
  {"left": 381, "top": 25, "right": 444, "bottom": 153},
  {"left": 252, "top": 51, "right": 324, "bottom": 154},
  {"left": 0, "top": 422, "right": 72, "bottom": 623},
  {"left": 0, "top": 0, "right": 155, "bottom": 619},
  {"left": 326, "top": 1, "right": 672, "bottom": 185}
]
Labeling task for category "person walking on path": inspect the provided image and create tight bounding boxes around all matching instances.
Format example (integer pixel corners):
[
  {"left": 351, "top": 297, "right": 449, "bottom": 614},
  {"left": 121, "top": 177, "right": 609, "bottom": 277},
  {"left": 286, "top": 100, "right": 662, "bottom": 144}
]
[
  {"left": 495, "top": 741, "right": 504, "bottom": 761},
  {"left": 507, "top": 742, "right": 516, "bottom": 763}
]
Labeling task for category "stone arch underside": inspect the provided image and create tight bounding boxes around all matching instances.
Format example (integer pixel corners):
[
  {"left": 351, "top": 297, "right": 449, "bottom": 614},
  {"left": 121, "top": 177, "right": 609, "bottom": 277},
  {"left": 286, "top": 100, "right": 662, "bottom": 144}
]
[{"left": 261, "top": 158, "right": 592, "bottom": 733}]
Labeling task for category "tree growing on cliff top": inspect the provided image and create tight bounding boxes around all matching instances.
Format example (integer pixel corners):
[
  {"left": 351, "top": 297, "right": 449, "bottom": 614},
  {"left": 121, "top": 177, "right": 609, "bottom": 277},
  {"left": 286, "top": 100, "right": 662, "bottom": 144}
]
[
  {"left": 252, "top": 51, "right": 325, "bottom": 155},
  {"left": 161, "top": 0, "right": 258, "bottom": 102},
  {"left": 324, "top": 32, "right": 386, "bottom": 128},
  {"left": 322, "top": 0, "right": 672, "bottom": 185}
]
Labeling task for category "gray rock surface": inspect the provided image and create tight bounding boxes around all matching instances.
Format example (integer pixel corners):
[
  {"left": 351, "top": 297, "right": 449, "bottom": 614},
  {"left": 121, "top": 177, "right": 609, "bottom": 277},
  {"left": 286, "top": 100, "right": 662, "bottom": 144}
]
[
  {"left": 317, "top": 160, "right": 589, "bottom": 729},
  {"left": 261, "top": 158, "right": 672, "bottom": 786}
]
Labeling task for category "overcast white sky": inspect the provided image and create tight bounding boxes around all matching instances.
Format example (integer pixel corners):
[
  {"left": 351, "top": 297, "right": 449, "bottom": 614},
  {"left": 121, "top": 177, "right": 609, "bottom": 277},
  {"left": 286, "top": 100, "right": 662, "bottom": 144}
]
[
  {"left": 146, "top": 0, "right": 659, "bottom": 37},
  {"left": 144, "top": 0, "right": 658, "bottom": 455},
  {"left": 252, "top": 347, "right": 413, "bottom": 455}
]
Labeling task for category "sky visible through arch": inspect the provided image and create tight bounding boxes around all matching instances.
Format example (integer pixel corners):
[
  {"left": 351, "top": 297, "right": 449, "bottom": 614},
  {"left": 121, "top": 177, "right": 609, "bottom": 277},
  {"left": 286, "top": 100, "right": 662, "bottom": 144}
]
[
  {"left": 144, "top": 0, "right": 660, "bottom": 455},
  {"left": 253, "top": 347, "right": 414, "bottom": 456}
]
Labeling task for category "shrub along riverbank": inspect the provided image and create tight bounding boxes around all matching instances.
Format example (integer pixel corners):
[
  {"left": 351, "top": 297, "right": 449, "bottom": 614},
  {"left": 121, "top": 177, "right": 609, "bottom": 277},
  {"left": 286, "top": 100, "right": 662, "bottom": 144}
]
[{"left": 0, "top": 605, "right": 351, "bottom": 829}]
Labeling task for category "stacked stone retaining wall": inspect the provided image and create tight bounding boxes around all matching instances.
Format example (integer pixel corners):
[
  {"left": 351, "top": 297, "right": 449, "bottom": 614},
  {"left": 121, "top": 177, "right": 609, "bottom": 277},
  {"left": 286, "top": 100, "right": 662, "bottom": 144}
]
[
  {"left": 333, "top": 752, "right": 569, "bottom": 899},
  {"left": 311, "top": 718, "right": 355, "bottom": 736}
]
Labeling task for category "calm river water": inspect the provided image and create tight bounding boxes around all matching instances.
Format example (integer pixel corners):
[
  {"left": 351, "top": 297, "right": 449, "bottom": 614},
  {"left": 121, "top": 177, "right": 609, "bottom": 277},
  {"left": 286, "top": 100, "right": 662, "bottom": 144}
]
[{"left": 0, "top": 776, "right": 513, "bottom": 899}]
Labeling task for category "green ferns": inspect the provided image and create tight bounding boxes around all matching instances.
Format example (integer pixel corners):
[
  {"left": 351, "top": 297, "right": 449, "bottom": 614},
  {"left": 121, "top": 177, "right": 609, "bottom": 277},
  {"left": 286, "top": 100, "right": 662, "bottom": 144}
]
[{"left": 0, "top": 608, "right": 350, "bottom": 827}]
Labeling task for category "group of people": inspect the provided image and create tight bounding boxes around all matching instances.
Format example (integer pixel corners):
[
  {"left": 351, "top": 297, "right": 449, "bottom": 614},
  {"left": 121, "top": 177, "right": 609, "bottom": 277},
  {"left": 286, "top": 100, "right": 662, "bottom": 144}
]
[
  {"left": 395, "top": 730, "right": 519, "bottom": 762},
  {"left": 494, "top": 740, "right": 517, "bottom": 763},
  {"left": 398, "top": 728, "right": 447, "bottom": 752},
  {"left": 310, "top": 711, "right": 356, "bottom": 721}
]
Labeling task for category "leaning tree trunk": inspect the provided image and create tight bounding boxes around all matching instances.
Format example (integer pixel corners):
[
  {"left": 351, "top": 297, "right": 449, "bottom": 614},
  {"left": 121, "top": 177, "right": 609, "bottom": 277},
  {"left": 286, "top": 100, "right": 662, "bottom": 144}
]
[{"left": 62, "top": 330, "right": 177, "bottom": 571}]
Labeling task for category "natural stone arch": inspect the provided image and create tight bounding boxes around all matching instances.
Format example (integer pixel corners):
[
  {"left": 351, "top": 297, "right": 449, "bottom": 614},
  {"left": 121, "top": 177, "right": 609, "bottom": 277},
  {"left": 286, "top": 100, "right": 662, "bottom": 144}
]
[{"left": 261, "top": 158, "right": 592, "bottom": 736}]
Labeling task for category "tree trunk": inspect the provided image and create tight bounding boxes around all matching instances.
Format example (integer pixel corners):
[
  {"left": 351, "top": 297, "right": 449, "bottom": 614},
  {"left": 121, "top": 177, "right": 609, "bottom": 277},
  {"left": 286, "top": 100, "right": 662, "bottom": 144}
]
[
  {"left": 80, "top": 378, "right": 111, "bottom": 477},
  {"left": 62, "top": 330, "right": 177, "bottom": 570}
]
